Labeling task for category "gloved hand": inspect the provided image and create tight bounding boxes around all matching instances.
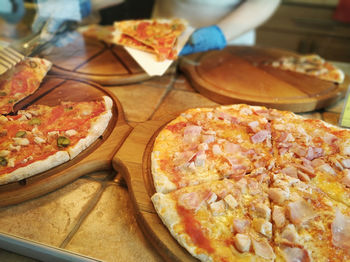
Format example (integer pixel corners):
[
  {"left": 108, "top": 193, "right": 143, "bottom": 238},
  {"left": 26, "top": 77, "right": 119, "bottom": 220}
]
[{"left": 180, "top": 25, "right": 227, "bottom": 56}]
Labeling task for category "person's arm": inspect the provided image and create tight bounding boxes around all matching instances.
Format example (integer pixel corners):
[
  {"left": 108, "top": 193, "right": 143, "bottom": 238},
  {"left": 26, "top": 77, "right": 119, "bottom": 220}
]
[{"left": 218, "top": 0, "right": 281, "bottom": 42}]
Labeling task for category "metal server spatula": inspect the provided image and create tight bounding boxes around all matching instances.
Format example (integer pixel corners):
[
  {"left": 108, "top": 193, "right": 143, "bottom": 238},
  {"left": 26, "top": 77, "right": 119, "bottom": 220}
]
[{"left": 0, "top": 18, "right": 72, "bottom": 75}]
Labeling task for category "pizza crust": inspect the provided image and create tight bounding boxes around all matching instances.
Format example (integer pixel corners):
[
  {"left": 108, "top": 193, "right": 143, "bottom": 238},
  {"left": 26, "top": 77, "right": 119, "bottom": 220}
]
[
  {"left": 68, "top": 96, "right": 113, "bottom": 159},
  {"left": 0, "top": 151, "right": 70, "bottom": 185},
  {"left": 151, "top": 193, "right": 212, "bottom": 262}
]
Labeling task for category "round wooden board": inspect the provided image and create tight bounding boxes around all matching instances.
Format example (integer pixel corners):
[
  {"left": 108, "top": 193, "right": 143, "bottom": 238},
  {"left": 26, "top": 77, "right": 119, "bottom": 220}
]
[
  {"left": 112, "top": 117, "right": 197, "bottom": 262},
  {"left": 180, "top": 46, "right": 349, "bottom": 113},
  {"left": 0, "top": 75, "right": 132, "bottom": 207},
  {"left": 40, "top": 32, "right": 151, "bottom": 85}
]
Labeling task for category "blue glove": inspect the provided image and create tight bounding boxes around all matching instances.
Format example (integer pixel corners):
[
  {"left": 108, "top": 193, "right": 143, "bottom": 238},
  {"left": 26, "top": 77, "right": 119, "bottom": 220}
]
[{"left": 180, "top": 25, "right": 227, "bottom": 56}]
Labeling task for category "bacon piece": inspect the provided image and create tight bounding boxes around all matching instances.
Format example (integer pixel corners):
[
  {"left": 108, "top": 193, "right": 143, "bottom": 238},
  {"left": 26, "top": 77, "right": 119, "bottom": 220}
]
[
  {"left": 232, "top": 219, "right": 250, "bottom": 233},
  {"left": 183, "top": 125, "right": 202, "bottom": 143},
  {"left": 252, "top": 237, "right": 276, "bottom": 260},
  {"left": 224, "top": 194, "right": 238, "bottom": 209},
  {"left": 287, "top": 199, "right": 317, "bottom": 225},
  {"left": 212, "top": 144, "right": 222, "bottom": 155},
  {"left": 248, "top": 121, "right": 259, "bottom": 132},
  {"left": 178, "top": 191, "right": 209, "bottom": 211},
  {"left": 268, "top": 188, "right": 289, "bottom": 205},
  {"left": 305, "top": 147, "right": 323, "bottom": 160},
  {"left": 251, "top": 130, "right": 270, "bottom": 144},
  {"left": 318, "top": 163, "right": 336, "bottom": 176},
  {"left": 281, "top": 224, "right": 299, "bottom": 243},
  {"left": 273, "top": 205, "right": 286, "bottom": 228},
  {"left": 281, "top": 165, "right": 298, "bottom": 178},
  {"left": 224, "top": 142, "right": 241, "bottom": 154},
  {"left": 342, "top": 159, "right": 350, "bottom": 169},
  {"left": 331, "top": 209, "right": 350, "bottom": 250},
  {"left": 281, "top": 246, "right": 311, "bottom": 262},
  {"left": 342, "top": 169, "right": 350, "bottom": 188},
  {"left": 253, "top": 218, "right": 272, "bottom": 238},
  {"left": 234, "top": 234, "right": 251, "bottom": 253}
]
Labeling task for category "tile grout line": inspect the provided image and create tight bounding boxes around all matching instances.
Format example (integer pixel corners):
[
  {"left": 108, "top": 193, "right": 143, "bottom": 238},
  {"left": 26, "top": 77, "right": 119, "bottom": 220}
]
[
  {"left": 59, "top": 181, "right": 108, "bottom": 249},
  {"left": 147, "top": 72, "right": 179, "bottom": 121}
]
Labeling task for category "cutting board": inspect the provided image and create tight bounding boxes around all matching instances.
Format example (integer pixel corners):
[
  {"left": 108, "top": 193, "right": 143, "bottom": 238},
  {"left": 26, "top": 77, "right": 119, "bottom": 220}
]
[
  {"left": 41, "top": 33, "right": 151, "bottom": 85},
  {"left": 180, "top": 46, "right": 349, "bottom": 112},
  {"left": 112, "top": 118, "right": 197, "bottom": 262},
  {"left": 0, "top": 76, "right": 132, "bottom": 207}
]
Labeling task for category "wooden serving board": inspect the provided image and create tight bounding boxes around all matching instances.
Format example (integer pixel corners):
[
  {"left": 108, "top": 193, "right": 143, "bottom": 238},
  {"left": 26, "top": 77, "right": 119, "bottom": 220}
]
[
  {"left": 0, "top": 75, "right": 132, "bottom": 207},
  {"left": 112, "top": 117, "right": 196, "bottom": 262},
  {"left": 41, "top": 33, "right": 151, "bottom": 85},
  {"left": 180, "top": 46, "right": 349, "bottom": 113}
]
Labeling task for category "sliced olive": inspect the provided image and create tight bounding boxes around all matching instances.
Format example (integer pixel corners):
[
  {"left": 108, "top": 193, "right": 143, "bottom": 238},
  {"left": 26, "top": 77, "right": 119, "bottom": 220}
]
[
  {"left": 0, "top": 157, "right": 7, "bottom": 166},
  {"left": 57, "top": 136, "right": 70, "bottom": 148},
  {"left": 28, "top": 118, "right": 41, "bottom": 125},
  {"left": 15, "top": 131, "right": 27, "bottom": 137},
  {"left": 0, "top": 91, "right": 6, "bottom": 96}
]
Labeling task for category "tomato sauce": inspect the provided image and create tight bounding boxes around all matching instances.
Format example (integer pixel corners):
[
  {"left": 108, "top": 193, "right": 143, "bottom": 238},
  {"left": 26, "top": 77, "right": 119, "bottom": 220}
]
[{"left": 176, "top": 204, "right": 214, "bottom": 253}]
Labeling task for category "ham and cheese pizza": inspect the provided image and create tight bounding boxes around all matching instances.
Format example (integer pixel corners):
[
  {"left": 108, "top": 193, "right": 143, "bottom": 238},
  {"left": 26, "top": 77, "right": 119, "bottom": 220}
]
[
  {"left": 151, "top": 104, "right": 350, "bottom": 261},
  {"left": 268, "top": 54, "right": 344, "bottom": 84},
  {"left": 0, "top": 96, "right": 112, "bottom": 185},
  {"left": 0, "top": 57, "right": 52, "bottom": 114}
]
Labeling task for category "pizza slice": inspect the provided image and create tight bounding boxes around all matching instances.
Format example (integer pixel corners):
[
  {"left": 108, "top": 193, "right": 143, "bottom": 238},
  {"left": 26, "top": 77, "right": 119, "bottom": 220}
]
[
  {"left": 268, "top": 54, "right": 344, "bottom": 84},
  {"left": 270, "top": 113, "right": 350, "bottom": 207},
  {"left": 151, "top": 106, "right": 274, "bottom": 194},
  {"left": 152, "top": 176, "right": 277, "bottom": 262},
  {"left": 268, "top": 173, "right": 350, "bottom": 261},
  {"left": 0, "top": 57, "right": 52, "bottom": 115},
  {"left": 114, "top": 18, "right": 187, "bottom": 61},
  {"left": 0, "top": 96, "right": 112, "bottom": 185}
]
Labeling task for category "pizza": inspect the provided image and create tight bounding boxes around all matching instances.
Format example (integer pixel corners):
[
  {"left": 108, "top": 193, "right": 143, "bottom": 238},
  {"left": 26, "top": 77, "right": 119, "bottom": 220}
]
[
  {"left": 151, "top": 104, "right": 350, "bottom": 261},
  {"left": 0, "top": 96, "right": 112, "bottom": 185},
  {"left": 114, "top": 18, "right": 187, "bottom": 61},
  {"left": 0, "top": 57, "right": 52, "bottom": 114},
  {"left": 267, "top": 54, "right": 344, "bottom": 84}
]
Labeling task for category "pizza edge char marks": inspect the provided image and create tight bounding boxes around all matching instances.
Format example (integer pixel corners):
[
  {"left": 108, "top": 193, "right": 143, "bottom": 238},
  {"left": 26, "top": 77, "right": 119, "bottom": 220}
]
[
  {"left": 151, "top": 104, "right": 350, "bottom": 262},
  {"left": 267, "top": 54, "right": 345, "bottom": 84},
  {"left": 113, "top": 18, "right": 187, "bottom": 61}
]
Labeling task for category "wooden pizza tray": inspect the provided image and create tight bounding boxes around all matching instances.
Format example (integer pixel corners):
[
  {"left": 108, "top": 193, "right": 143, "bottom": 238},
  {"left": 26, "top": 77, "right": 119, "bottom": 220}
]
[
  {"left": 112, "top": 116, "right": 197, "bottom": 262},
  {"left": 40, "top": 33, "right": 152, "bottom": 85},
  {"left": 179, "top": 46, "right": 350, "bottom": 113},
  {"left": 0, "top": 75, "right": 132, "bottom": 207}
]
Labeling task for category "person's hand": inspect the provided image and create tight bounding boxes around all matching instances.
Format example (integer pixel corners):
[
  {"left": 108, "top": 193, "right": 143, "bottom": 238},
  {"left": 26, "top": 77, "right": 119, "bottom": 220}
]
[{"left": 180, "top": 25, "right": 227, "bottom": 56}]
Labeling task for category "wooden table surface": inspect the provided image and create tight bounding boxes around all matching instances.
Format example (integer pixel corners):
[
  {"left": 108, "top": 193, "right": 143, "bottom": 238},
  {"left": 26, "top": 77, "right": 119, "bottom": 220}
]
[{"left": 0, "top": 56, "right": 349, "bottom": 262}]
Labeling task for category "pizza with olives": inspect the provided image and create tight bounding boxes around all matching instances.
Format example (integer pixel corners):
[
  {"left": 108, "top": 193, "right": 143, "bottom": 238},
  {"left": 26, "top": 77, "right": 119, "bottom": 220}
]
[
  {"left": 0, "top": 57, "right": 52, "bottom": 115},
  {"left": 151, "top": 104, "right": 350, "bottom": 261},
  {"left": 0, "top": 96, "right": 112, "bottom": 185}
]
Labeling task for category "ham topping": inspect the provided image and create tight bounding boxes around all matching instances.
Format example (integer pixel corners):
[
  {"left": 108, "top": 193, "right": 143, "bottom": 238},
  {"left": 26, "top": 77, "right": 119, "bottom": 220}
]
[
  {"left": 318, "top": 163, "right": 336, "bottom": 176},
  {"left": 281, "top": 246, "right": 311, "bottom": 262},
  {"left": 183, "top": 125, "right": 202, "bottom": 143},
  {"left": 287, "top": 199, "right": 317, "bottom": 225},
  {"left": 331, "top": 209, "right": 350, "bottom": 250},
  {"left": 281, "top": 165, "right": 298, "bottom": 178},
  {"left": 178, "top": 191, "right": 210, "bottom": 212},
  {"left": 268, "top": 188, "right": 289, "bottom": 205},
  {"left": 281, "top": 224, "right": 299, "bottom": 243},
  {"left": 342, "top": 169, "right": 350, "bottom": 188},
  {"left": 209, "top": 200, "right": 226, "bottom": 216},
  {"left": 305, "top": 147, "right": 323, "bottom": 160},
  {"left": 273, "top": 206, "right": 286, "bottom": 228},
  {"left": 232, "top": 219, "right": 250, "bottom": 233},
  {"left": 251, "top": 130, "right": 270, "bottom": 144},
  {"left": 234, "top": 234, "right": 251, "bottom": 253},
  {"left": 342, "top": 159, "right": 350, "bottom": 169},
  {"left": 252, "top": 237, "right": 276, "bottom": 260}
]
